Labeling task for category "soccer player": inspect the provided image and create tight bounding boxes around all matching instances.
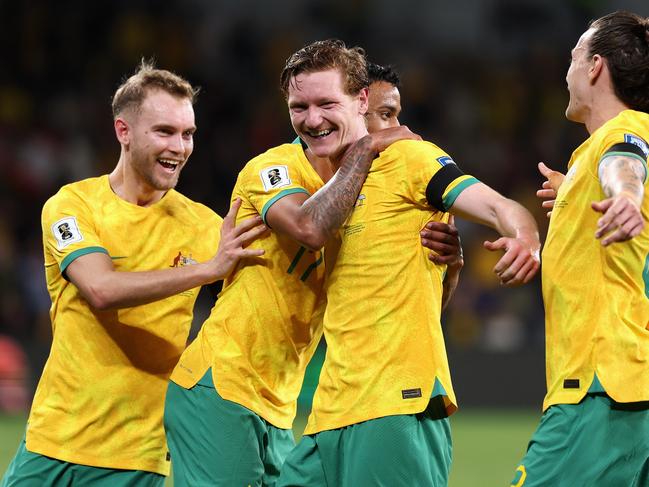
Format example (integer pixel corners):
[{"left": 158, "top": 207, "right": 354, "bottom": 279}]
[
  {"left": 510, "top": 11, "right": 649, "bottom": 487},
  {"left": 366, "top": 61, "right": 464, "bottom": 309},
  {"left": 163, "top": 44, "right": 420, "bottom": 485},
  {"left": 275, "top": 40, "right": 540, "bottom": 487},
  {"left": 1, "top": 62, "right": 266, "bottom": 486}
]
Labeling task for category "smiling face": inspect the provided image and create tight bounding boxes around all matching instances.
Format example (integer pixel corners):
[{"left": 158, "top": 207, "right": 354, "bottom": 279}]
[
  {"left": 121, "top": 89, "right": 196, "bottom": 192},
  {"left": 287, "top": 68, "right": 368, "bottom": 159},
  {"left": 365, "top": 80, "right": 401, "bottom": 132},
  {"left": 565, "top": 28, "right": 595, "bottom": 123}
]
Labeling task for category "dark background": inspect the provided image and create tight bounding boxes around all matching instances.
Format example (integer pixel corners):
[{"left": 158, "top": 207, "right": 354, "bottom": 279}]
[{"left": 1, "top": 0, "right": 647, "bottom": 413}]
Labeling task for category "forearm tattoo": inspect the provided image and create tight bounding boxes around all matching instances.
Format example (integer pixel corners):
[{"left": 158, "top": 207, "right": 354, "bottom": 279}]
[
  {"left": 600, "top": 156, "right": 645, "bottom": 201},
  {"left": 302, "top": 136, "right": 374, "bottom": 240}
]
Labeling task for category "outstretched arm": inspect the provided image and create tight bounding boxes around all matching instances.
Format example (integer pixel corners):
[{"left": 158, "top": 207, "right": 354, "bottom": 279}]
[
  {"left": 266, "top": 126, "right": 420, "bottom": 250},
  {"left": 67, "top": 199, "right": 267, "bottom": 310},
  {"left": 592, "top": 154, "right": 646, "bottom": 246},
  {"left": 449, "top": 183, "right": 541, "bottom": 286},
  {"left": 420, "top": 216, "right": 463, "bottom": 310}
]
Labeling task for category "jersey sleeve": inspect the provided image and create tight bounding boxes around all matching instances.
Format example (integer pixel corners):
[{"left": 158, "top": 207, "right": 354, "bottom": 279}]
[
  {"left": 239, "top": 153, "right": 312, "bottom": 225},
  {"left": 398, "top": 140, "right": 480, "bottom": 211},
  {"left": 41, "top": 186, "right": 107, "bottom": 278},
  {"left": 598, "top": 129, "right": 649, "bottom": 183}
]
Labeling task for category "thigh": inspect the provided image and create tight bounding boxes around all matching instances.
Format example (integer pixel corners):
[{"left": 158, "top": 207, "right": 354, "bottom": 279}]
[
  {"left": 164, "top": 379, "right": 267, "bottom": 487},
  {"left": 262, "top": 426, "right": 295, "bottom": 487},
  {"left": 276, "top": 435, "right": 327, "bottom": 487},
  {"left": 341, "top": 414, "right": 452, "bottom": 487},
  {"left": 1, "top": 438, "right": 70, "bottom": 487},
  {"left": 70, "top": 465, "right": 164, "bottom": 487},
  {"left": 511, "top": 396, "right": 649, "bottom": 487}
]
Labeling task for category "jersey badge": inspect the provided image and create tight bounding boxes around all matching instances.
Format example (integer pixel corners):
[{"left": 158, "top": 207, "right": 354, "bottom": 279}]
[
  {"left": 51, "top": 216, "right": 83, "bottom": 249},
  {"left": 260, "top": 165, "right": 291, "bottom": 192},
  {"left": 437, "top": 156, "right": 455, "bottom": 166},
  {"left": 170, "top": 252, "right": 197, "bottom": 268},
  {"left": 624, "top": 134, "right": 649, "bottom": 157}
]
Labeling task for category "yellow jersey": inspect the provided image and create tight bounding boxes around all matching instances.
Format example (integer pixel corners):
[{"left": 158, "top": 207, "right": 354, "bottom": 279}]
[
  {"left": 171, "top": 143, "right": 326, "bottom": 429},
  {"left": 305, "top": 139, "right": 479, "bottom": 434},
  {"left": 542, "top": 109, "right": 649, "bottom": 410},
  {"left": 29, "top": 175, "right": 221, "bottom": 475}
]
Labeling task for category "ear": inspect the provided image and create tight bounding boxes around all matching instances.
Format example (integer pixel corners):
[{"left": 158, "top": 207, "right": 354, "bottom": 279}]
[
  {"left": 358, "top": 86, "right": 369, "bottom": 115},
  {"left": 114, "top": 118, "right": 130, "bottom": 146},
  {"left": 588, "top": 54, "right": 604, "bottom": 85}
]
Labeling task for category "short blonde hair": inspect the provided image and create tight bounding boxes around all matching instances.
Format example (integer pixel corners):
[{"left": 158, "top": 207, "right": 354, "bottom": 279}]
[{"left": 111, "top": 60, "right": 199, "bottom": 118}]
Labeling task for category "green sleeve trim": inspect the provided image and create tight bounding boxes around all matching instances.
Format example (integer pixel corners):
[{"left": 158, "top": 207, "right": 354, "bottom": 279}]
[
  {"left": 60, "top": 246, "right": 109, "bottom": 279},
  {"left": 598, "top": 151, "right": 648, "bottom": 183},
  {"left": 442, "top": 177, "right": 480, "bottom": 211},
  {"left": 643, "top": 253, "right": 649, "bottom": 299},
  {"left": 261, "top": 188, "right": 310, "bottom": 225}
]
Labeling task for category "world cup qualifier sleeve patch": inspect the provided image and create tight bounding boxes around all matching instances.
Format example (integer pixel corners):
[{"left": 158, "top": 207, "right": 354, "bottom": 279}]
[
  {"left": 51, "top": 216, "right": 84, "bottom": 249},
  {"left": 260, "top": 165, "right": 291, "bottom": 192}
]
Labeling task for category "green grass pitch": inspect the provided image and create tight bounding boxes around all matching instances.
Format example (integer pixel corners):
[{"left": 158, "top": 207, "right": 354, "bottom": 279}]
[{"left": 0, "top": 409, "right": 538, "bottom": 486}]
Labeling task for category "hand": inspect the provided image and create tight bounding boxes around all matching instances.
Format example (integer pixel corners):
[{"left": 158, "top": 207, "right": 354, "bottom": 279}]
[
  {"left": 483, "top": 236, "right": 540, "bottom": 286},
  {"left": 369, "top": 125, "right": 421, "bottom": 153},
  {"left": 420, "top": 215, "right": 464, "bottom": 270},
  {"left": 209, "top": 198, "right": 268, "bottom": 280},
  {"left": 592, "top": 193, "right": 644, "bottom": 246},
  {"left": 536, "top": 162, "right": 565, "bottom": 218}
]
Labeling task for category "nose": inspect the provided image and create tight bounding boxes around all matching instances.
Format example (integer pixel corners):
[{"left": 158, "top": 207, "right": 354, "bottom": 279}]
[
  {"left": 304, "top": 107, "right": 324, "bottom": 128},
  {"left": 168, "top": 133, "right": 185, "bottom": 154}
]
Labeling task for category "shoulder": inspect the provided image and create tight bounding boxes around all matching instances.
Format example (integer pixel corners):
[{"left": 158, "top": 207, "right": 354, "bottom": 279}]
[
  {"left": 42, "top": 176, "right": 106, "bottom": 213},
  {"left": 166, "top": 191, "right": 222, "bottom": 225},
  {"left": 240, "top": 143, "right": 305, "bottom": 176},
  {"left": 382, "top": 139, "right": 452, "bottom": 166}
]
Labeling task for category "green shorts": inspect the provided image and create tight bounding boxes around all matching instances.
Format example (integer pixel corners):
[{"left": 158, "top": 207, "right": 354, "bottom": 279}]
[
  {"left": 511, "top": 394, "right": 649, "bottom": 487},
  {"left": 1, "top": 436, "right": 164, "bottom": 487},
  {"left": 277, "top": 397, "right": 452, "bottom": 487},
  {"left": 164, "top": 369, "right": 295, "bottom": 487}
]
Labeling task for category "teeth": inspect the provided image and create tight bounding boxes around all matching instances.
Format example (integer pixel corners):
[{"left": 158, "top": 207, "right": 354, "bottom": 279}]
[
  {"left": 159, "top": 159, "right": 180, "bottom": 166},
  {"left": 309, "top": 129, "right": 332, "bottom": 137}
]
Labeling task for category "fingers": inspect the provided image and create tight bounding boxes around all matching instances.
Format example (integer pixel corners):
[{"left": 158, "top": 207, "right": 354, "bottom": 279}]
[
  {"left": 536, "top": 188, "right": 556, "bottom": 199},
  {"left": 537, "top": 162, "right": 553, "bottom": 178},
  {"left": 235, "top": 222, "right": 269, "bottom": 248},
  {"left": 230, "top": 215, "right": 264, "bottom": 237},
  {"left": 222, "top": 198, "right": 242, "bottom": 230}
]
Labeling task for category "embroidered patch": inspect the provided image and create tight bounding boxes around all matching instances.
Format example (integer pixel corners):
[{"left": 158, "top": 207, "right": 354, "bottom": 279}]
[
  {"left": 260, "top": 165, "right": 291, "bottom": 192},
  {"left": 437, "top": 156, "right": 455, "bottom": 167},
  {"left": 624, "top": 134, "right": 649, "bottom": 157},
  {"left": 401, "top": 388, "right": 422, "bottom": 399},
  {"left": 51, "top": 217, "right": 83, "bottom": 249}
]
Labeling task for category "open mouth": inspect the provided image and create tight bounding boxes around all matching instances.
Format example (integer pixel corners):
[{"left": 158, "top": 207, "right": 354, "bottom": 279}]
[
  {"left": 158, "top": 158, "right": 181, "bottom": 172},
  {"left": 306, "top": 129, "right": 333, "bottom": 140}
]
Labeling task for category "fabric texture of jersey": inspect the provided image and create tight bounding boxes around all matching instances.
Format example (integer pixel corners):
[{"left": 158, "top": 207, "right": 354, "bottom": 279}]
[
  {"left": 170, "top": 143, "right": 326, "bottom": 429},
  {"left": 305, "top": 139, "right": 478, "bottom": 434},
  {"left": 542, "top": 110, "right": 649, "bottom": 410},
  {"left": 29, "top": 175, "right": 221, "bottom": 475}
]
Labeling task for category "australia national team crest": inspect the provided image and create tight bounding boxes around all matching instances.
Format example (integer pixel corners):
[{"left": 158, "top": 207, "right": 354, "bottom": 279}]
[
  {"left": 51, "top": 216, "right": 83, "bottom": 249},
  {"left": 170, "top": 252, "right": 197, "bottom": 268},
  {"left": 260, "top": 165, "right": 291, "bottom": 192}
]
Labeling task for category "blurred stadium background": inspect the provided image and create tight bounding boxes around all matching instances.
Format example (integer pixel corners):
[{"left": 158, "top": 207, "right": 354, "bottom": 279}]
[{"left": 1, "top": 0, "right": 647, "bottom": 485}]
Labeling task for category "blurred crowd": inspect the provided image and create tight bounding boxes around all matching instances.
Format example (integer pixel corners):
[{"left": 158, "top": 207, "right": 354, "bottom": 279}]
[{"left": 1, "top": 0, "right": 641, "bottom": 410}]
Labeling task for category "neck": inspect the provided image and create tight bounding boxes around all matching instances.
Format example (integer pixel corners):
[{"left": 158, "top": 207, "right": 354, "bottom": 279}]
[
  {"left": 109, "top": 154, "right": 166, "bottom": 207},
  {"left": 583, "top": 86, "right": 630, "bottom": 134}
]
